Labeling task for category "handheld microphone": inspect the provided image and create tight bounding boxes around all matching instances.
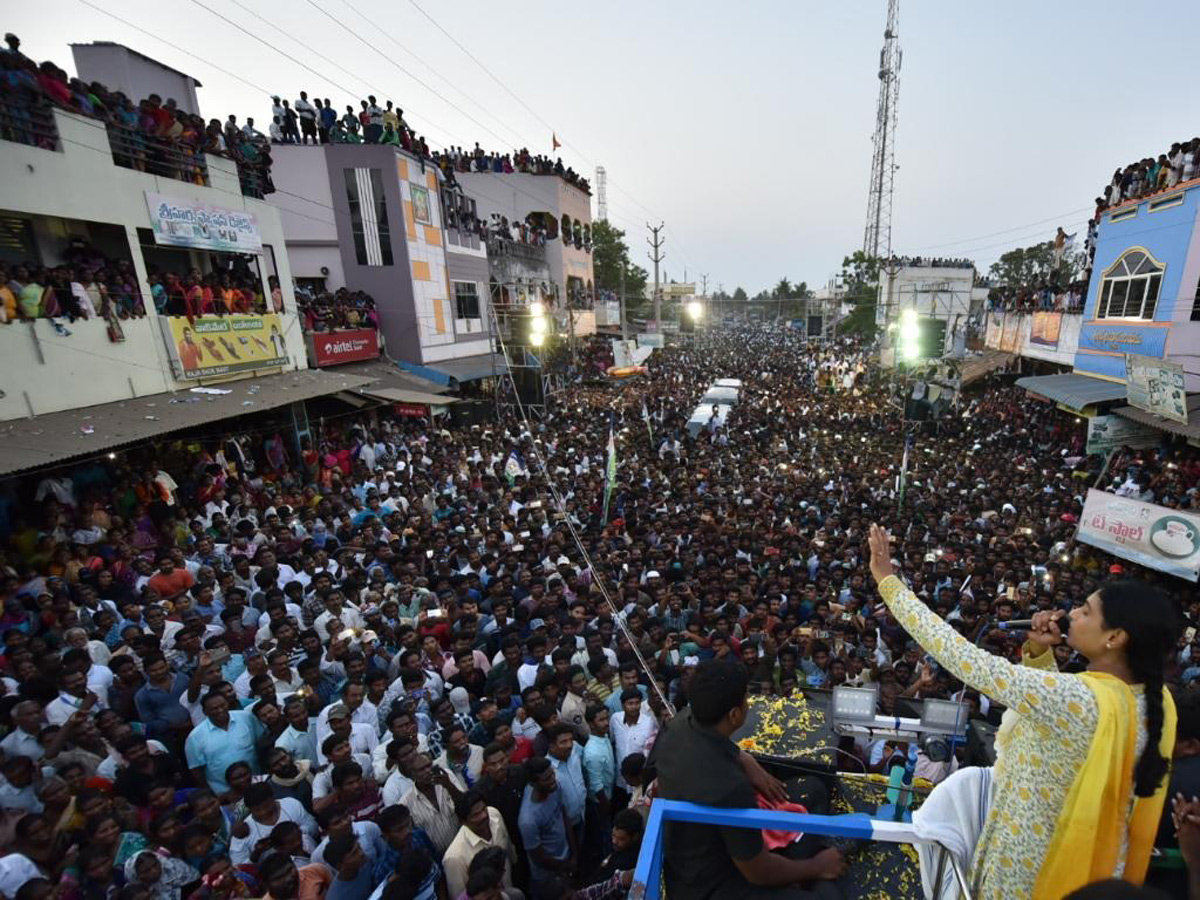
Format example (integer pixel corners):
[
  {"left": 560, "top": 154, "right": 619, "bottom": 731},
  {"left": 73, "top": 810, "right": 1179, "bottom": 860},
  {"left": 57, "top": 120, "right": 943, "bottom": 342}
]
[{"left": 998, "top": 616, "right": 1070, "bottom": 635}]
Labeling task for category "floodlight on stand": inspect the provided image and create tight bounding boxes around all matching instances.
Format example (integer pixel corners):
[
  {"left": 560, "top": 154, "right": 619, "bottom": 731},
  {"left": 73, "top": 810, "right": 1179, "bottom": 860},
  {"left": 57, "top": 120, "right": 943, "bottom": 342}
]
[
  {"left": 531, "top": 316, "right": 547, "bottom": 334},
  {"left": 832, "top": 685, "right": 879, "bottom": 725},
  {"left": 530, "top": 301, "right": 546, "bottom": 316},
  {"left": 530, "top": 332, "right": 545, "bottom": 347},
  {"left": 919, "top": 698, "right": 967, "bottom": 736},
  {"left": 686, "top": 300, "right": 703, "bottom": 320}
]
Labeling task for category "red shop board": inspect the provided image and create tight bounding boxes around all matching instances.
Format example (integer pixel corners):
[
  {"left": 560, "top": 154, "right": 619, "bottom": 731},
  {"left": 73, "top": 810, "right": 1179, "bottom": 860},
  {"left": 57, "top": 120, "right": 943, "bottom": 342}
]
[{"left": 311, "top": 329, "right": 379, "bottom": 366}]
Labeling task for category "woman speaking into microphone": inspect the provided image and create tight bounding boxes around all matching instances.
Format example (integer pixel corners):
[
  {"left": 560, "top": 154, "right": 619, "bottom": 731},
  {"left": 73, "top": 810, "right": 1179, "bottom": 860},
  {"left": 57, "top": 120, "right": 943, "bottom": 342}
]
[{"left": 866, "top": 524, "right": 1177, "bottom": 900}]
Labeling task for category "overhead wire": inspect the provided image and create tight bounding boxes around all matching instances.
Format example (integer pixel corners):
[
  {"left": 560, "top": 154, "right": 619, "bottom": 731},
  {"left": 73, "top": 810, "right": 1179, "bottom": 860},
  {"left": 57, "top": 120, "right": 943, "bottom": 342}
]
[
  {"left": 894, "top": 205, "right": 1095, "bottom": 255},
  {"left": 489, "top": 322, "right": 674, "bottom": 715},
  {"left": 400, "top": 0, "right": 701, "bottom": 274}
]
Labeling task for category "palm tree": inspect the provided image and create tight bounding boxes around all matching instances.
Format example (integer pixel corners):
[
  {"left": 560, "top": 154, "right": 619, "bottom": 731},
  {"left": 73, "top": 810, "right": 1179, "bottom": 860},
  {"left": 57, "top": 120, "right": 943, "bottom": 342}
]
[{"left": 773, "top": 278, "right": 792, "bottom": 321}]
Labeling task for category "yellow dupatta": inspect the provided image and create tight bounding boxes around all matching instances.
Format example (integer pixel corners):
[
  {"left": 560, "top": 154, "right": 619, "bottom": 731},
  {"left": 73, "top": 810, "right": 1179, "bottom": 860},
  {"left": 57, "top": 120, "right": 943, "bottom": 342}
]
[{"left": 1033, "top": 672, "right": 1177, "bottom": 899}]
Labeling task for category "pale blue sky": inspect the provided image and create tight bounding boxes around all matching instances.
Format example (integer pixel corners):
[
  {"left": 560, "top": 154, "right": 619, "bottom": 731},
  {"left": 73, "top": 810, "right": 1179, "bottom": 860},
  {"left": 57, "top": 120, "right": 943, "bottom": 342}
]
[{"left": 8, "top": 0, "right": 1198, "bottom": 292}]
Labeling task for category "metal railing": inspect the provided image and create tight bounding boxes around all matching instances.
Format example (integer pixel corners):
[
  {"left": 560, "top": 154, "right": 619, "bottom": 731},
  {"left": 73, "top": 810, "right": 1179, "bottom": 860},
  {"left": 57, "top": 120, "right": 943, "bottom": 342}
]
[
  {"left": 106, "top": 123, "right": 210, "bottom": 186},
  {"left": 0, "top": 98, "right": 59, "bottom": 150},
  {"left": 631, "top": 799, "right": 971, "bottom": 900}
]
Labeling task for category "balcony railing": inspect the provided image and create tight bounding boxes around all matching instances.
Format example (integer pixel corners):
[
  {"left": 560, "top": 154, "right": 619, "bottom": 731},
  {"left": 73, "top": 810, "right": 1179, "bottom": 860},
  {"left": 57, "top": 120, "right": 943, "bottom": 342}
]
[
  {"left": 0, "top": 97, "right": 59, "bottom": 151},
  {"left": 488, "top": 237, "right": 547, "bottom": 264},
  {"left": 106, "top": 123, "right": 210, "bottom": 186}
]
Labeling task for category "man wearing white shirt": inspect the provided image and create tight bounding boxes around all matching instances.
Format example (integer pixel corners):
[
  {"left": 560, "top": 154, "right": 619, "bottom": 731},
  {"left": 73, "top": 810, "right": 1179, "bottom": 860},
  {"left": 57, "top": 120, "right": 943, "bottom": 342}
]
[
  {"left": 0, "top": 702, "right": 44, "bottom": 760},
  {"left": 45, "top": 669, "right": 104, "bottom": 726},
  {"left": 610, "top": 689, "right": 658, "bottom": 790},
  {"left": 313, "top": 592, "right": 365, "bottom": 643},
  {"left": 229, "top": 783, "right": 317, "bottom": 865},
  {"left": 314, "top": 702, "right": 378, "bottom": 767}
]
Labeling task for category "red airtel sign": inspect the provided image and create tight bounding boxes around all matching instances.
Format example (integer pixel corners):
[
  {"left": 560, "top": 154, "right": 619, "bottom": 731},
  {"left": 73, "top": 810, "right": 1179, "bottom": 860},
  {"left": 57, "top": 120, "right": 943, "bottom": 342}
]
[{"left": 312, "top": 329, "right": 380, "bottom": 366}]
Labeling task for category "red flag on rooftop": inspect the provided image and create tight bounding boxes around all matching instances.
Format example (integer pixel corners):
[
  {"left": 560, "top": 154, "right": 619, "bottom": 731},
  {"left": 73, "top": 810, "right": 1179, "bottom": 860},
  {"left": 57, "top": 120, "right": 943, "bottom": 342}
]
[{"left": 552, "top": 133, "right": 561, "bottom": 151}]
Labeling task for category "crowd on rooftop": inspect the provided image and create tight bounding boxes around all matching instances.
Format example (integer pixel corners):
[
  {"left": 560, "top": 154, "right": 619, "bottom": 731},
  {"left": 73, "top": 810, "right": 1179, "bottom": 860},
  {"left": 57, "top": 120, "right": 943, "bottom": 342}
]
[
  {"left": 260, "top": 93, "right": 590, "bottom": 196},
  {"left": 888, "top": 256, "right": 975, "bottom": 270},
  {"left": 984, "top": 279, "right": 1088, "bottom": 314},
  {"left": 433, "top": 147, "right": 591, "bottom": 195},
  {"left": 1099, "top": 138, "right": 1200, "bottom": 211},
  {"left": 0, "top": 326, "right": 1197, "bottom": 899},
  {"left": 0, "top": 33, "right": 274, "bottom": 198}
]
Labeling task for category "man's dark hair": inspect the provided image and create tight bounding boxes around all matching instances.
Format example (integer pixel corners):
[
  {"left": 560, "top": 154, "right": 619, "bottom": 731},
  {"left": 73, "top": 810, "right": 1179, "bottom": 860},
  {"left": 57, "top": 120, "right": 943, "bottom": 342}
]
[
  {"left": 454, "top": 788, "right": 484, "bottom": 821},
  {"left": 377, "top": 803, "right": 411, "bottom": 832},
  {"left": 323, "top": 832, "right": 357, "bottom": 869},
  {"left": 244, "top": 783, "right": 274, "bottom": 808},
  {"left": 688, "top": 659, "right": 748, "bottom": 725}
]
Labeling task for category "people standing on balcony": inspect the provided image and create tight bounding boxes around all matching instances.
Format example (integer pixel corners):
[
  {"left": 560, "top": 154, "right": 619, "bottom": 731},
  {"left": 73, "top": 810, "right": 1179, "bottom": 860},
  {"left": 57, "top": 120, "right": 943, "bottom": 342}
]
[
  {"left": 280, "top": 100, "right": 300, "bottom": 145},
  {"left": 295, "top": 92, "right": 317, "bottom": 145}
]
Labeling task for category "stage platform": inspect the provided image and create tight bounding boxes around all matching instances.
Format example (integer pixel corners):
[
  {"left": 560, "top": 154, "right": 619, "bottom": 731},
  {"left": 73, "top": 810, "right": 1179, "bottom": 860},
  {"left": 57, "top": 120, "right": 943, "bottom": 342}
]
[{"left": 734, "top": 693, "right": 928, "bottom": 900}]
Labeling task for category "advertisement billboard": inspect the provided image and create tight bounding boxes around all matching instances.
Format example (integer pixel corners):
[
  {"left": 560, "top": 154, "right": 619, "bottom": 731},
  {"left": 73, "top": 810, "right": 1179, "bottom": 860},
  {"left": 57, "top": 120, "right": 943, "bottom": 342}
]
[
  {"left": 1085, "top": 415, "right": 1160, "bottom": 455},
  {"left": 1077, "top": 488, "right": 1200, "bottom": 581},
  {"left": 162, "top": 314, "right": 288, "bottom": 379},
  {"left": 309, "top": 329, "right": 380, "bottom": 367},
  {"left": 1125, "top": 353, "right": 1188, "bottom": 424},
  {"left": 999, "top": 316, "right": 1021, "bottom": 353},
  {"left": 145, "top": 192, "right": 262, "bottom": 254},
  {"left": 1029, "top": 311, "right": 1062, "bottom": 348}
]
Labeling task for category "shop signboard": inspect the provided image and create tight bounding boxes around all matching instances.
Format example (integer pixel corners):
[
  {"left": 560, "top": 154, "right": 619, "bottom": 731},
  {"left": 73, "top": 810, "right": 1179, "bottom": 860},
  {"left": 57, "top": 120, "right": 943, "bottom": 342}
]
[
  {"left": 145, "top": 192, "right": 262, "bottom": 254},
  {"left": 1085, "top": 415, "right": 1160, "bottom": 455},
  {"left": 310, "top": 329, "right": 380, "bottom": 367},
  {"left": 162, "top": 314, "right": 288, "bottom": 379},
  {"left": 1125, "top": 353, "right": 1188, "bottom": 424},
  {"left": 1077, "top": 488, "right": 1200, "bottom": 581}
]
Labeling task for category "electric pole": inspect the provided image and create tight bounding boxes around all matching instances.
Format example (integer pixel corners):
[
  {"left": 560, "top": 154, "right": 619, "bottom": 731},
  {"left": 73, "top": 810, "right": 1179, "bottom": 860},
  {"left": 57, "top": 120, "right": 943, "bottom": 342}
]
[
  {"left": 700, "top": 273, "right": 709, "bottom": 326},
  {"left": 647, "top": 222, "right": 665, "bottom": 329},
  {"left": 619, "top": 256, "right": 628, "bottom": 342}
]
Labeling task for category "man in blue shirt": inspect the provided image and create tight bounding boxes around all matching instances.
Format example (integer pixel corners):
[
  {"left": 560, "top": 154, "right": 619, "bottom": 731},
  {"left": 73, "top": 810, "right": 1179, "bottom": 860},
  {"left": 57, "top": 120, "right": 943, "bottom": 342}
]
[
  {"left": 518, "top": 756, "right": 575, "bottom": 890},
  {"left": 134, "top": 652, "right": 190, "bottom": 743},
  {"left": 185, "top": 691, "right": 260, "bottom": 792},
  {"left": 546, "top": 724, "right": 586, "bottom": 833}
]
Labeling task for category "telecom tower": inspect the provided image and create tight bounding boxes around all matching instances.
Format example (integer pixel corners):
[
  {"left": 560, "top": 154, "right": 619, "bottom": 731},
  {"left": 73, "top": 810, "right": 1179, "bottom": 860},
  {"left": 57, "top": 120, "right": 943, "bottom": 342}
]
[
  {"left": 595, "top": 166, "right": 607, "bottom": 221},
  {"left": 862, "top": 0, "right": 901, "bottom": 259}
]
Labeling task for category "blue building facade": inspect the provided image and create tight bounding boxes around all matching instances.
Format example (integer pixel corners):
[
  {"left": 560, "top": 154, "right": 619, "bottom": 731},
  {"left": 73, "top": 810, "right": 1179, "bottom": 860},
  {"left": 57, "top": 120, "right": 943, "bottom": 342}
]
[{"left": 1075, "top": 184, "right": 1200, "bottom": 391}]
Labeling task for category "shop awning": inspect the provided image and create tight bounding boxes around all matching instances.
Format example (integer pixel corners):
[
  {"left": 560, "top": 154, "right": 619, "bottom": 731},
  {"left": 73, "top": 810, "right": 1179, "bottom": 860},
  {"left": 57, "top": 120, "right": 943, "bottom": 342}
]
[
  {"left": 1015, "top": 373, "right": 1126, "bottom": 412},
  {"left": 0, "top": 369, "right": 373, "bottom": 477},
  {"left": 331, "top": 358, "right": 450, "bottom": 395},
  {"left": 1114, "top": 395, "right": 1200, "bottom": 440},
  {"left": 358, "top": 387, "right": 459, "bottom": 407},
  {"left": 400, "top": 353, "right": 508, "bottom": 386},
  {"left": 954, "top": 350, "right": 1014, "bottom": 387}
]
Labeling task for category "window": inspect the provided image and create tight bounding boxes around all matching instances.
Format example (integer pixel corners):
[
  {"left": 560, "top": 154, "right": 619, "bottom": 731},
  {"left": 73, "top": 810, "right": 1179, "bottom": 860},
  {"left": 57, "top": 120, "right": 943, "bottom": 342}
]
[
  {"left": 454, "top": 281, "right": 481, "bottom": 322},
  {"left": 1096, "top": 248, "right": 1164, "bottom": 320},
  {"left": 1109, "top": 207, "right": 1138, "bottom": 223},
  {"left": 1149, "top": 193, "right": 1184, "bottom": 213},
  {"left": 343, "top": 168, "right": 393, "bottom": 266}
]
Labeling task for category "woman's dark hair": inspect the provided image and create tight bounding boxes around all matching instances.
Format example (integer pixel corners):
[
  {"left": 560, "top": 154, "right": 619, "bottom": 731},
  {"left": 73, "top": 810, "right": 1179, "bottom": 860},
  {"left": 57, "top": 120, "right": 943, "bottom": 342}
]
[{"left": 1098, "top": 580, "right": 1180, "bottom": 797}]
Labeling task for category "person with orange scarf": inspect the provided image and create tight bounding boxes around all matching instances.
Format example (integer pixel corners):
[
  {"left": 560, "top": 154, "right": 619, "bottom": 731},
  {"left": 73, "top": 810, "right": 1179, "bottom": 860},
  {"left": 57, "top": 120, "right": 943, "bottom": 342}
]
[{"left": 866, "top": 525, "right": 1177, "bottom": 900}]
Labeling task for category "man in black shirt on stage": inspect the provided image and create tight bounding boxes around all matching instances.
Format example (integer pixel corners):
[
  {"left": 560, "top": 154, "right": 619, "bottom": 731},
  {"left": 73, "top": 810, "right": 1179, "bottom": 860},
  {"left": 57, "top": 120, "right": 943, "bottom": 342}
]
[{"left": 651, "top": 659, "right": 845, "bottom": 899}]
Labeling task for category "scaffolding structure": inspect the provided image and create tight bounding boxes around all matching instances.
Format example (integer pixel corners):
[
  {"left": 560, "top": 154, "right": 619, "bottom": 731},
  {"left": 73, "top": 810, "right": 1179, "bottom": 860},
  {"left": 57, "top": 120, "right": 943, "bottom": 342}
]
[{"left": 487, "top": 279, "right": 563, "bottom": 421}]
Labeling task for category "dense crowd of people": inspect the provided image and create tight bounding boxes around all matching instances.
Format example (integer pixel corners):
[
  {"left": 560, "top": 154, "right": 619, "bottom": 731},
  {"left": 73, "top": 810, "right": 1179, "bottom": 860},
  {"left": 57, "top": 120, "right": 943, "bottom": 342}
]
[
  {"left": 984, "top": 278, "right": 1088, "bottom": 314},
  {"left": 146, "top": 269, "right": 283, "bottom": 321},
  {"left": 1100, "top": 137, "right": 1200, "bottom": 210},
  {"left": 0, "top": 243, "right": 145, "bottom": 327},
  {"left": 433, "top": 147, "right": 591, "bottom": 195},
  {"left": 0, "top": 327, "right": 1198, "bottom": 900},
  {"left": 260, "top": 92, "right": 590, "bottom": 195},
  {"left": 0, "top": 33, "right": 274, "bottom": 198},
  {"left": 888, "top": 256, "right": 975, "bottom": 270},
  {"left": 295, "top": 286, "right": 379, "bottom": 334}
]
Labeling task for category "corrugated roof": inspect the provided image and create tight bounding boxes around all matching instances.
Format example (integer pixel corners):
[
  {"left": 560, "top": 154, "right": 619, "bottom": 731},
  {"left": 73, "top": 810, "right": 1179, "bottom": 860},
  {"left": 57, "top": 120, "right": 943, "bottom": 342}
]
[
  {"left": 1114, "top": 395, "right": 1200, "bottom": 440},
  {"left": 359, "top": 387, "right": 459, "bottom": 406},
  {"left": 330, "top": 358, "right": 450, "bottom": 394},
  {"left": 0, "top": 369, "right": 372, "bottom": 477},
  {"left": 1015, "top": 373, "right": 1126, "bottom": 411},
  {"left": 419, "top": 353, "right": 509, "bottom": 384},
  {"left": 954, "top": 350, "right": 1014, "bottom": 386}
]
